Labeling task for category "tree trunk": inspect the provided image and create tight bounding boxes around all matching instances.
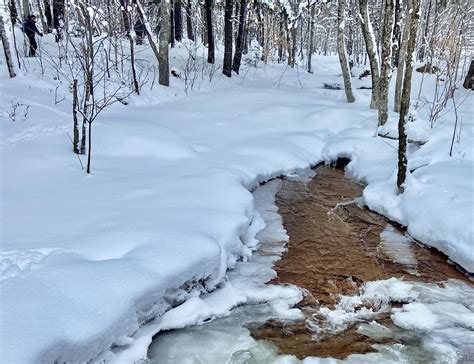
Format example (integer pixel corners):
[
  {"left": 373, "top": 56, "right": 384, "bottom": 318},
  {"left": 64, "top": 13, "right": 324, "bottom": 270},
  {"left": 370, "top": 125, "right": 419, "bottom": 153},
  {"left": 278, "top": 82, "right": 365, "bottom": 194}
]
[
  {"left": 205, "top": 0, "right": 214, "bottom": 63},
  {"left": 378, "top": 0, "right": 394, "bottom": 126},
  {"left": 35, "top": 0, "right": 48, "bottom": 32},
  {"left": 72, "top": 79, "right": 79, "bottom": 153},
  {"left": 307, "top": 2, "right": 315, "bottom": 73},
  {"left": 463, "top": 60, "right": 474, "bottom": 89},
  {"left": 397, "top": 0, "right": 420, "bottom": 193},
  {"left": 358, "top": 0, "right": 380, "bottom": 109},
  {"left": 129, "top": 36, "right": 140, "bottom": 94},
  {"left": 417, "top": 0, "right": 432, "bottom": 62},
  {"left": 394, "top": 4, "right": 410, "bottom": 112},
  {"left": 44, "top": 0, "right": 51, "bottom": 28},
  {"left": 392, "top": 0, "right": 401, "bottom": 66},
  {"left": 134, "top": 0, "right": 162, "bottom": 82},
  {"left": 232, "top": 0, "right": 246, "bottom": 74},
  {"left": 185, "top": 0, "right": 194, "bottom": 41},
  {"left": 174, "top": 0, "right": 182, "bottom": 42},
  {"left": 9, "top": 0, "right": 18, "bottom": 26},
  {"left": 159, "top": 0, "right": 171, "bottom": 86},
  {"left": 0, "top": 15, "right": 16, "bottom": 78},
  {"left": 120, "top": 0, "right": 130, "bottom": 33},
  {"left": 21, "top": 0, "right": 29, "bottom": 20},
  {"left": 170, "top": 2, "right": 175, "bottom": 47},
  {"left": 338, "top": 0, "right": 355, "bottom": 103},
  {"left": 86, "top": 121, "right": 92, "bottom": 174},
  {"left": 222, "top": 0, "right": 233, "bottom": 77}
]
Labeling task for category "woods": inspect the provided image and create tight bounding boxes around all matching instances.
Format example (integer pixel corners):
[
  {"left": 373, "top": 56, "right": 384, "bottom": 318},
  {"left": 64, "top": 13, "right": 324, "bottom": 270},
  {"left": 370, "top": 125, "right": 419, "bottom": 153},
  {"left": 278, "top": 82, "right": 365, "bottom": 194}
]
[{"left": 1, "top": 0, "right": 472, "bottom": 185}]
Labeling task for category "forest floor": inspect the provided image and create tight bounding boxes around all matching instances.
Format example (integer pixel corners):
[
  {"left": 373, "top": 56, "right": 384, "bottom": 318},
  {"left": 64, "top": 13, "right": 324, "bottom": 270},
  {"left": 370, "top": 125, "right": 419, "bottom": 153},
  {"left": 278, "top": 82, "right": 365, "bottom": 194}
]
[{"left": 1, "top": 34, "right": 473, "bottom": 363}]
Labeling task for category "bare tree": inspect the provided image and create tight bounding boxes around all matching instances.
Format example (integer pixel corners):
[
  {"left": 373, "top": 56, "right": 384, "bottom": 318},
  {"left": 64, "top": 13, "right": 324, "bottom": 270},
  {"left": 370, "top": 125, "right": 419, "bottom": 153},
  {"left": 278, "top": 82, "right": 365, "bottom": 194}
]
[
  {"left": 337, "top": 0, "right": 355, "bottom": 103},
  {"left": 159, "top": 0, "right": 171, "bottom": 86},
  {"left": 358, "top": 0, "right": 380, "bottom": 109},
  {"left": 378, "top": 0, "right": 394, "bottom": 125},
  {"left": 232, "top": 0, "right": 247, "bottom": 74},
  {"left": 394, "top": 1, "right": 410, "bottom": 112},
  {"left": 0, "top": 15, "right": 16, "bottom": 78},
  {"left": 397, "top": 0, "right": 420, "bottom": 193},
  {"left": 222, "top": 0, "right": 233, "bottom": 77},
  {"left": 205, "top": 0, "right": 215, "bottom": 63}
]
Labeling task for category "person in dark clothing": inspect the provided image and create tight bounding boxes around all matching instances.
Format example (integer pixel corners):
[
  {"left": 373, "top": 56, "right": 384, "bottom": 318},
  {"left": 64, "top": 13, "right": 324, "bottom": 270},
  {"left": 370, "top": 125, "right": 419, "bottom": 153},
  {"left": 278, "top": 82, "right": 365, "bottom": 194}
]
[
  {"left": 23, "top": 15, "right": 43, "bottom": 56},
  {"left": 134, "top": 19, "right": 146, "bottom": 45}
]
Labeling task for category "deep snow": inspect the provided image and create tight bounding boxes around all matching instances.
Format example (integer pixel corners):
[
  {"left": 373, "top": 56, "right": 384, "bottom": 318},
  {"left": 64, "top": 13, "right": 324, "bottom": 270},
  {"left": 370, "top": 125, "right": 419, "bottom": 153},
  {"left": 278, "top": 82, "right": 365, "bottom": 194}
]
[{"left": 1, "top": 32, "right": 473, "bottom": 363}]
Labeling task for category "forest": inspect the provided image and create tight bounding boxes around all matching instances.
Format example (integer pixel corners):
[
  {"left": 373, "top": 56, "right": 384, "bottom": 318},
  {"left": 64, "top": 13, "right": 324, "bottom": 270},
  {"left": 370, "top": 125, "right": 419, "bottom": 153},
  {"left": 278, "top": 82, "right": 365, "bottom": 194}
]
[{"left": 0, "top": 0, "right": 473, "bottom": 363}]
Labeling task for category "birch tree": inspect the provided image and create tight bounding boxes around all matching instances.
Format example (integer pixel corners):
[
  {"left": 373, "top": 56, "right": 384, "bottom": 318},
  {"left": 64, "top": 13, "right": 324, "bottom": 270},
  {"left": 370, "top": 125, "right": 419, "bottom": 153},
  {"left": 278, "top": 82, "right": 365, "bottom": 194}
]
[
  {"left": 338, "top": 0, "right": 355, "bottom": 103},
  {"left": 358, "top": 0, "right": 380, "bottom": 109},
  {"left": 159, "top": 0, "right": 171, "bottom": 86},
  {"left": 0, "top": 15, "right": 16, "bottom": 78},
  {"left": 378, "top": 0, "right": 394, "bottom": 125}
]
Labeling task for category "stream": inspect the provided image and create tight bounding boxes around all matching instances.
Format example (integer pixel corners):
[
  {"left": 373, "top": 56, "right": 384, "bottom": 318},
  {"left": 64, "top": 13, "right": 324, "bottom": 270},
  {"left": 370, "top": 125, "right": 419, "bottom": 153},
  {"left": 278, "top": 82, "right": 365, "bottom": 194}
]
[{"left": 147, "top": 165, "right": 474, "bottom": 364}]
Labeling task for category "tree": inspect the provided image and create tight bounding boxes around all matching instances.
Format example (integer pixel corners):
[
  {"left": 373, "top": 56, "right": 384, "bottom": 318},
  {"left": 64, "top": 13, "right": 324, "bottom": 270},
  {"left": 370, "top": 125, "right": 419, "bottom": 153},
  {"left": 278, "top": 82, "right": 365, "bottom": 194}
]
[
  {"left": 205, "top": 0, "right": 215, "bottom": 63},
  {"left": 232, "top": 0, "right": 247, "bottom": 74},
  {"left": 307, "top": 0, "right": 315, "bottom": 73},
  {"left": 337, "top": 0, "right": 355, "bottom": 103},
  {"left": 378, "top": 0, "right": 394, "bottom": 125},
  {"left": 358, "top": 0, "right": 380, "bottom": 109},
  {"left": 159, "top": 0, "right": 171, "bottom": 86},
  {"left": 394, "top": 1, "right": 410, "bottom": 112},
  {"left": 222, "top": 0, "right": 233, "bottom": 77},
  {"left": 397, "top": 0, "right": 420, "bottom": 193},
  {"left": 0, "top": 15, "right": 16, "bottom": 78},
  {"left": 185, "top": 0, "right": 194, "bottom": 41},
  {"left": 174, "top": 0, "right": 182, "bottom": 42}
]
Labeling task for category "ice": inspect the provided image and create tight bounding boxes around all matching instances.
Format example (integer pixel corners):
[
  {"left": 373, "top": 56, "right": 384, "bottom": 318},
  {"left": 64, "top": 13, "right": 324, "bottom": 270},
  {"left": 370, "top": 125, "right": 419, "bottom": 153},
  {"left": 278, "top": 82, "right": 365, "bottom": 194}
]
[{"left": 378, "top": 225, "right": 418, "bottom": 273}]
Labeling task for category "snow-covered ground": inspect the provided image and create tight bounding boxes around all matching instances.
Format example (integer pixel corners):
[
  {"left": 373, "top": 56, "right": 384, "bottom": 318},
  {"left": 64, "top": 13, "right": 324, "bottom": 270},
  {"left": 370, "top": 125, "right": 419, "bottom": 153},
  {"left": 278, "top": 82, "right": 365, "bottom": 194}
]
[{"left": 1, "top": 33, "right": 473, "bottom": 363}]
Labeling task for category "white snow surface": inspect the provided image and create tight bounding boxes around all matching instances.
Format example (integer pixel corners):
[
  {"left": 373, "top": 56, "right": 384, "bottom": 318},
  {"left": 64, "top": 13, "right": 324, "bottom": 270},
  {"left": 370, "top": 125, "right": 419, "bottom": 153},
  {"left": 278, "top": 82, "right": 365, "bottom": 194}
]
[{"left": 1, "top": 35, "right": 473, "bottom": 363}]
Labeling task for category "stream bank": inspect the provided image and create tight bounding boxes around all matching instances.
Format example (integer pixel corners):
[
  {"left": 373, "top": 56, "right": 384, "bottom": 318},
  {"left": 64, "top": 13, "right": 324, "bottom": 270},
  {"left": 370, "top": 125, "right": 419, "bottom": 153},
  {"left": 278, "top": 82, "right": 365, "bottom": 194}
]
[{"left": 147, "top": 165, "right": 474, "bottom": 363}]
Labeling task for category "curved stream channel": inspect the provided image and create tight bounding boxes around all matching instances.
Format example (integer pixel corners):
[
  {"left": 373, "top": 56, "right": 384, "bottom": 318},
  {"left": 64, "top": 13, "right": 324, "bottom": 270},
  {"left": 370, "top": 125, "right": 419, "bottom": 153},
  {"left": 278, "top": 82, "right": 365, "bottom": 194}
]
[{"left": 147, "top": 165, "right": 474, "bottom": 363}]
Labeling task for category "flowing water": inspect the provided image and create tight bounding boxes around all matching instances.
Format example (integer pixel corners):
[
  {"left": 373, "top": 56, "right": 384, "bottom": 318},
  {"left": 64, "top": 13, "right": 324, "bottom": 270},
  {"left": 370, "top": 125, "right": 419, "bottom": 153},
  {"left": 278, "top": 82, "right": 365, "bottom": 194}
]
[{"left": 147, "top": 165, "right": 474, "bottom": 364}]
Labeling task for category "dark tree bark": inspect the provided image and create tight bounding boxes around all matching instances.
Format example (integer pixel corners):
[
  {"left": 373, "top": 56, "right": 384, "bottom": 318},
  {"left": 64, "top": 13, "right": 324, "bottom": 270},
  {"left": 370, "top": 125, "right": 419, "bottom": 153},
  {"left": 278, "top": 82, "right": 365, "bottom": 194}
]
[
  {"left": 174, "top": 0, "right": 182, "bottom": 42},
  {"left": 223, "top": 0, "right": 233, "bottom": 77},
  {"left": 72, "top": 79, "right": 79, "bottom": 153},
  {"left": 9, "top": 0, "right": 17, "bottom": 25},
  {"left": 120, "top": 0, "right": 130, "bottom": 33},
  {"left": 307, "top": 2, "right": 315, "bottom": 73},
  {"left": 159, "top": 0, "right": 171, "bottom": 86},
  {"left": 232, "top": 0, "right": 246, "bottom": 74},
  {"left": 463, "top": 60, "right": 474, "bottom": 89},
  {"left": 205, "top": 0, "right": 214, "bottom": 63},
  {"left": 392, "top": 0, "right": 401, "bottom": 66},
  {"left": 397, "top": 0, "right": 420, "bottom": 193},
  {"left": 185, "top": 0, "right": 194, "bottom": 41},
  {"left": 170, "top": 2, "right": 175, "bottom": 47},
  {"left": 44, "top": 0, "right": 51, "bottom": 28}
]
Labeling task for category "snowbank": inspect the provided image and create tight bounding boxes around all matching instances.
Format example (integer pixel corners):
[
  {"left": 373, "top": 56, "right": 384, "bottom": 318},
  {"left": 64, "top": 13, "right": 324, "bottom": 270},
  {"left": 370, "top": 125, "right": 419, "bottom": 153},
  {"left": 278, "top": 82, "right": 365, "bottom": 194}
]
[{"left": 1, "top": 37, "right": 472, "bottom": 362}]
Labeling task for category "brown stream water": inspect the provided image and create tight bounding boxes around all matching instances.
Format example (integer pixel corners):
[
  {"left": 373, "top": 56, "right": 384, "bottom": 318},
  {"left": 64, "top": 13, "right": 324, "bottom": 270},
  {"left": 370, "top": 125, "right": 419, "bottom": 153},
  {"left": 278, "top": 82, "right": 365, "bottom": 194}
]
[{"left": 250, "top": 164, "right": 472, "bottom": 359}]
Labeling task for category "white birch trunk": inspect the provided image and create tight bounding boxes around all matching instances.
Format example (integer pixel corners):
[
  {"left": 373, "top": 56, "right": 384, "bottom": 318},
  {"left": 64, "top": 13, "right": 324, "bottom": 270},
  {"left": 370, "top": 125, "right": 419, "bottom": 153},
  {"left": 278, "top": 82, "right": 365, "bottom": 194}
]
[
  {"left": 394, "top": 3, "right": 410, "bottom": 112},
  {"left": 338, "top": 0, "right": 355, "bottom": 103},
  {"left": 0, "top": 15, "right": 16, "bottom": 78},
  {"left": 358, "top": 0, "right": 380, "bottom": 109},
  {"left": 378, "top": 0, "right": 394, "bottom": 125}
]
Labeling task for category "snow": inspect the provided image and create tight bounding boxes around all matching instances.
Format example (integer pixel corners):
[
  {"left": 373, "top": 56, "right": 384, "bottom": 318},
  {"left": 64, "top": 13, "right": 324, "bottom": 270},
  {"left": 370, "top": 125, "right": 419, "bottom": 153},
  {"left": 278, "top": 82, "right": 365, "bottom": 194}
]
[{"left": 1, "top": 32, "right": 473, "bottom": 363}]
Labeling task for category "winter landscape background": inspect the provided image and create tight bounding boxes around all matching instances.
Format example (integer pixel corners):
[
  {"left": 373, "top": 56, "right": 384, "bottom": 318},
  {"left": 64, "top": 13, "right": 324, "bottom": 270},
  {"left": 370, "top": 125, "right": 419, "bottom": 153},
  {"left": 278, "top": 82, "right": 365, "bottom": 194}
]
[{"left": 0, "top": 0, "right": 473, "bottom": 363}]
